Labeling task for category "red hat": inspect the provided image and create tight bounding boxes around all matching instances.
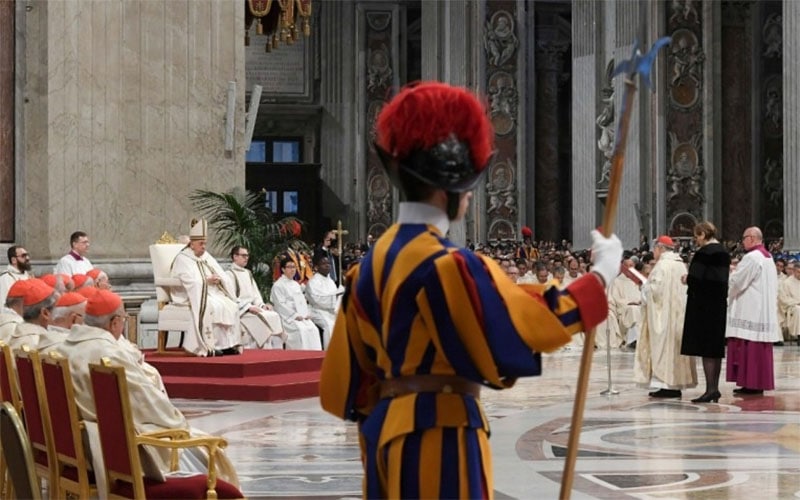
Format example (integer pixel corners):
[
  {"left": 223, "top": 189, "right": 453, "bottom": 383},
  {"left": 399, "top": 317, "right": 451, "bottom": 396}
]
[
  {"left": 86, "top": 268, "right": 103, "bottom": 281},
  {"left": 375, "top": 82, "right": 494, "bottom": 192},
  {"left": 56, "top": 292, "right": 87, "bottom": 307},
  {"left": 656, "top": 235, "right": 675, "bottom": 248},
  {"left": 41, "top": 274, "right": 73, "bottom": 289},
  {"left": 521, "top": 226, "right": 533, "bottom": 238},
  {"left": 22, "top": 279, "right": 56, "bottom": 307},
  {"left": 6, "top": 280, "right": 31, "bottom": 299},
  {"left": 85, "top": 290, "right": 123, "bottom": 316},
  {"left": 71, "top": 274, "right": 91, "bottom": 288},
  {"left": 76, "top": 287, "right": 99, "bottom": 299}
]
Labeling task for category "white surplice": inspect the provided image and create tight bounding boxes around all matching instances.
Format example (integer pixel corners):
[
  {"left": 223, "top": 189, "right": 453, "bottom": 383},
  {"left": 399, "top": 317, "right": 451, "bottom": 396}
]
[
  {"left": 9, "top": 322, "right": 46, "bottom": 352},
  {"left": 0, "top": 311, "right": 22, "bottom": 344},
  {"left": 726, "top": 249, "right": 782, "bottom": 343},
  {"left": 170, "top": 247, "right": 241, "bottom": 355},
  {"left": 226, "top": 263, "right": 285, "bottom": 349},
  {"left": 270, "top": 275, "right": 322, "bottom": 350},
  {"left": 54, "top": 252, "right": 94, "bottom": 275},
  {"left": 304, "top": 272, "right": 343, "bottom": 349},
  {"left": 778, "top": 276, "right": 800, "bottom": 339}
]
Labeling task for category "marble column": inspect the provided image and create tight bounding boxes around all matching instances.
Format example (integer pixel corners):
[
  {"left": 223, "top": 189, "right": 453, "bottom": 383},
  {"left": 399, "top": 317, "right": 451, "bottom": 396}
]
[
  {"left": 571, "top": 0, "right": 601, "bottom": 250},
  {"left": 534, "top": 41, "right": 568, "bottom": 243},
  {"left": 0, "top": 0, "right": 14, "bottom": 242},
  {"left": 421, "top": 0, "right": 477, "bottom": 245},
  {"left": 783, "top": 0, "right": 800, "bottom": 250},
  {"left": 319, "top": 1, "right": 358, "bottom": 236}
]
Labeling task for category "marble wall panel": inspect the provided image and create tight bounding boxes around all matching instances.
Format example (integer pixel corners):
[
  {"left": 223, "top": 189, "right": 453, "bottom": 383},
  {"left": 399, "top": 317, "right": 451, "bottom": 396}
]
[
  {"left": 0, "top": 0, "right": 14, "bottom": 241},
  {"left": 19, "top": 0, "right": 245, "bottom": 260}
]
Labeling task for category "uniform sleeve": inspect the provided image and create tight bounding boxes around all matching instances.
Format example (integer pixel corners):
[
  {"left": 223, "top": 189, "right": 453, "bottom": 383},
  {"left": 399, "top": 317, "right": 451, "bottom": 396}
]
[
  {"left": 319, "top": 265, "right": 378, "bottom": 422},
  {"left": 415, "top": 250, "right": 606, "bottom": 386}
]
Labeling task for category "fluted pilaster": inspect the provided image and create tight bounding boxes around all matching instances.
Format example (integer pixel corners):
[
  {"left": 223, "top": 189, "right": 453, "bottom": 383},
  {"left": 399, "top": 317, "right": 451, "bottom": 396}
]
[{"left": 784, "top": 0, "right": 800, "bottom": 250}]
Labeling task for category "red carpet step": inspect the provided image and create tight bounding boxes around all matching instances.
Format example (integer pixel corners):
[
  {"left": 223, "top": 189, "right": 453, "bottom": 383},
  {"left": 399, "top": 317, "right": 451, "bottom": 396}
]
[{"left": 145, "top": 350, "right": 326, "bottom": 402}]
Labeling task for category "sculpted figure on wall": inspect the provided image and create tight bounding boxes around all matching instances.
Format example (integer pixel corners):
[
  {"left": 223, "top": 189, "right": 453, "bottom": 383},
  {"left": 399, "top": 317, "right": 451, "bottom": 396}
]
[
  {"left": 367, "top": 45, "right": 392, "bottom": 93},
  {"left": 669, "top": 0, "right": 699, "bottom": 25},
  {"left": 667, "top": 132, "right": 705, "bottom": 204},
  {"left": 596, "top": 60, "right": 615, "bottom": 188},
  {"left": 763, "top": 13, "right": 782, "bottom": 58},
  {"left": 484, "top": 11, "right": 518, "bottom": 67},
  {"left": 763, "top": 156, "right": 783, "bottom": 207}
]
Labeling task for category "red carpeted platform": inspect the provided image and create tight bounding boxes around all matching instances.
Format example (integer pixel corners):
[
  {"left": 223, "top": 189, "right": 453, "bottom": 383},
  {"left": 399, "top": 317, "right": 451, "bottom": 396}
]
[{"left": 144, "top": 349, "right": 325, "bottom": 402}]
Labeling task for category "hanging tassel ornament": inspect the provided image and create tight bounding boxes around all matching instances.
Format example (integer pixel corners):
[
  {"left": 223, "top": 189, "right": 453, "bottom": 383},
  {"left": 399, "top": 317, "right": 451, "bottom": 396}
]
[{"left": 257, "top": 17, "right": 264, "bottom": 35}]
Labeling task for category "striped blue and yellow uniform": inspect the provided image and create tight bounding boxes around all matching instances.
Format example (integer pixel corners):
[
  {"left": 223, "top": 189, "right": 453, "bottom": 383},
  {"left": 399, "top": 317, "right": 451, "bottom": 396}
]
[{"left": 320, "top": 223, "right": 607, "bottom": 499}]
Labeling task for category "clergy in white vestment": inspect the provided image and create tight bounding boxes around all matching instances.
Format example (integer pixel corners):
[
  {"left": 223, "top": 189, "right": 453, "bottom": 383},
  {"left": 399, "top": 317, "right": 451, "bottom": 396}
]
[
  {"left": 270, "top": 256, "right": 322, "bottom": 350},
  {"left": 54, "top": 231, "right": 94, "bottom": 275},
  {"left": 38, "top": 292, "right": 86, "bottom": 355},
  {"left": 561, "top": 257, "right": 583, "bottom": 286},
  {"left": 54, "top": 290, "right": 239, "bottom": 491},
  {"left": 170, "top": 219, "right": 242, "bottom": 356},
  {"left": 726, "top": 227, "right": 781, "bottom": 393},
  {"left": 9, "top": 279, "right": 58, "bottom": 353},
  {"left": 634, "top": 236, "right": 697, "bottom": 398},
  {"left": 226, "top": 246, "right": 286, "bottom": 349},
  {"left": 0, "top": 280, "right": 27, "bottom": 343},
  {"left": 0, "top": 246, "right": 33, "bottom": 307},
  {"left": 305, "top": 254, "right": 344, "bottom": 349},
  {"left": 595, "top": 261, "right": 642, "bottom": 349},
  {"left": 778, "top": 264, "right": 800, "bottom": 340}
]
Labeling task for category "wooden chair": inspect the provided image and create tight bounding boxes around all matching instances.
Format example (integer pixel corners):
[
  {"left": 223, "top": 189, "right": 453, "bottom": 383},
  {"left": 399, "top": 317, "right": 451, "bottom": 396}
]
[
  {"left": 13, "top": 347, "right": 56, "bottom": 495},
  {"left": 0, "top": 342, "right": 20, "bottom": 498},
  {"left": 39, "top": 352, "right": 97, "bottom": 498},
  {"left": 0, "top": 402, "right": 42, "bottom": 500},
  {"left": 88, "top": 359, "right": 243, "bottom": 499}
]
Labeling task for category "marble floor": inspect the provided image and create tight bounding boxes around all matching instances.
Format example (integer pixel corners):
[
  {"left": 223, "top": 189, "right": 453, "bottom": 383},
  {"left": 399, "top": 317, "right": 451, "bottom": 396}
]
[{"left": 176, "top": 344, "right": 800, "bottom": 499}]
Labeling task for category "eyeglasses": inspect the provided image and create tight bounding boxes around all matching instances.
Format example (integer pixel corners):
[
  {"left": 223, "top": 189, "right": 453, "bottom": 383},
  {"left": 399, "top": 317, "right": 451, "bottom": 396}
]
[
  {"left": 742, "top": 234, "right": 755, "bottom": 240},
  {"left": 113, "top": 313, "right": 130, "bottom": 321},
  {"left": 16, "top": 253, "right": 29, "bottom": 259}
]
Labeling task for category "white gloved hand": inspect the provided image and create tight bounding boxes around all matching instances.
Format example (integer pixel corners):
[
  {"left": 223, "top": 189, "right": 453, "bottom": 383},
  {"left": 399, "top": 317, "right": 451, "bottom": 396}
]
[{"left": 590, "top": 229, "right": 623, "bottom": 287}]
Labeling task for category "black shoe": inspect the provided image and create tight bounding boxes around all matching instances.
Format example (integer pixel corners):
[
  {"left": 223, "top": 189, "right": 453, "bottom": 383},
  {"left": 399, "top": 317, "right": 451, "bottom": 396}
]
[
  {"left": 691, "top": 391, "right": 721, "bottom": 403},
  {"left": 627, "top": 341, "right": 637, "bottom": 350},
  {"left": 736, "top": 388, "right": 763, "bottom": 395},
  {"left": 648, "top": 389, "right": 681, "bottom": 398},
  {"left": 212, "top": 349, "right": 225, "bottom": 357},
  {"left": 221, "top": 347, "right": 241, "bottom": 356},
  {"left": 774, "top": 341, "right": 784, "bottom": 346}
]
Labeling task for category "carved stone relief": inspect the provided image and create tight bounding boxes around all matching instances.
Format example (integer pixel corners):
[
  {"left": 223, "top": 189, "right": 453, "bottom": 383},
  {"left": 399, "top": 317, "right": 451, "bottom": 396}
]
[
  {"left": 763, "top": 155, "right": 783, "bottom": 207},
  {"left": 483, "top": 10, "right": 518, "bottom": 67},
  {"left": 667, "top": 132, "right": 705, "bottom": 204},
  {"left": 486, "top": 160, "right": 517, "bottom": 218},
  {"left": 668, "top": 29, "right": 705, "bottom": 109},
  {"left": 596, "top": 59, "right": 615, "bottom": 189},
  {"left": 763, "top": 75, "right": 782, "bottom": 138},
  {"left": 488, "top": 71, "right": 518, "bottom": 136},
  {"left": 367, "top": 45, "right": 392, "bottom": 94},
  {"left": 364, "top": 10, "right": 394, "bottom": 238},
  {"left": 763, "top": 13, "right": 782, "bottom": 58},
  {"left": 669, "top": 0, "right": 700, "bottom": 26},
  {"left": 483, "top": 2, "right": 520, "bottom": 241}
]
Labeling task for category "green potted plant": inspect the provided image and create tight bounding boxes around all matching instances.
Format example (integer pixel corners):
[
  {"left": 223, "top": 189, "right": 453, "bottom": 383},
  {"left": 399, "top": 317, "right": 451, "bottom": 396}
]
[{"left": 190, "top": 188, "right": 308, "bottom": 296}]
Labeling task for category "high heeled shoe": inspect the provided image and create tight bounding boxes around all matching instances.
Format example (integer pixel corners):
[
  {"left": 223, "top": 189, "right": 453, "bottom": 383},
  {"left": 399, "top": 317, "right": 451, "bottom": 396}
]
[{"left": 691, "top": 391, "right": 721, "bottom": 403}]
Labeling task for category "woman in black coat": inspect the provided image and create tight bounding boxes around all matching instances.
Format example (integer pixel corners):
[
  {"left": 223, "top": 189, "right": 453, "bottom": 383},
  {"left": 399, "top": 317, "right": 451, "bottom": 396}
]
[{"left": 681, "top": 221, "right": 731, "bottom": 402}]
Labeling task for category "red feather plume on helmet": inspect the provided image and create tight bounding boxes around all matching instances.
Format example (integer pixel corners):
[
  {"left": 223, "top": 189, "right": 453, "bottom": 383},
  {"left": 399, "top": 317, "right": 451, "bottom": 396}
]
[{"left": 375, "top": 82, "right": 495, "bottom": 192}]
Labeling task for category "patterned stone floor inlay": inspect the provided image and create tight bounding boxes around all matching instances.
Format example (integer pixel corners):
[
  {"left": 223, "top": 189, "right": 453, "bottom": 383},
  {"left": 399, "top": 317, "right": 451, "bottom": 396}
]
[{"left": 174, "top": 345, "right": 800, "bottom": 499}]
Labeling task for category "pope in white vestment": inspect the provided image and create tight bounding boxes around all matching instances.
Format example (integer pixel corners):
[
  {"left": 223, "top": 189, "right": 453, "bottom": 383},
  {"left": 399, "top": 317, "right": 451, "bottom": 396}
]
[
  {"left": 304, "top": 255, "right": 344, "bottom": 349},
  {"left": 270, "top": 257, "right": 322, "bottom": 350},
  {"left": 226, "top": 252, "right": 286, "bottom": 349},
  {"left": 778, "top": 269, "right": 800, "bottom": 340},
  {"left": 169, "top": 220, "right": 241, "bottom": 356},
  {"left": 634, "top": 238, "right": 697, "bottom": 393}
]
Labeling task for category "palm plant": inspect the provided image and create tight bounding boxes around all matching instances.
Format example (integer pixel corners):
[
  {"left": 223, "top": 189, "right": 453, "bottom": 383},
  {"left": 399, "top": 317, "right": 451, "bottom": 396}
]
[{"left": 190, "top": 188, "right": 307, "bottom": 295}]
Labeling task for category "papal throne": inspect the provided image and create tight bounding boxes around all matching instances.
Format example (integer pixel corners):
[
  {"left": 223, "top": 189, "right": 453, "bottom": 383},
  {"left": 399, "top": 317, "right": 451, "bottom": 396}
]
[{"left": 149, "top": 235, "right": 194, "bottom": 355}]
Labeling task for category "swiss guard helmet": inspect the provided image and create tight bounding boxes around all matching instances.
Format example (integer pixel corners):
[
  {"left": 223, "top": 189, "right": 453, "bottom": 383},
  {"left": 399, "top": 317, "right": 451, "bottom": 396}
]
[{"left": 374, "top": 82, "right": 495, "bottom": 203}]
